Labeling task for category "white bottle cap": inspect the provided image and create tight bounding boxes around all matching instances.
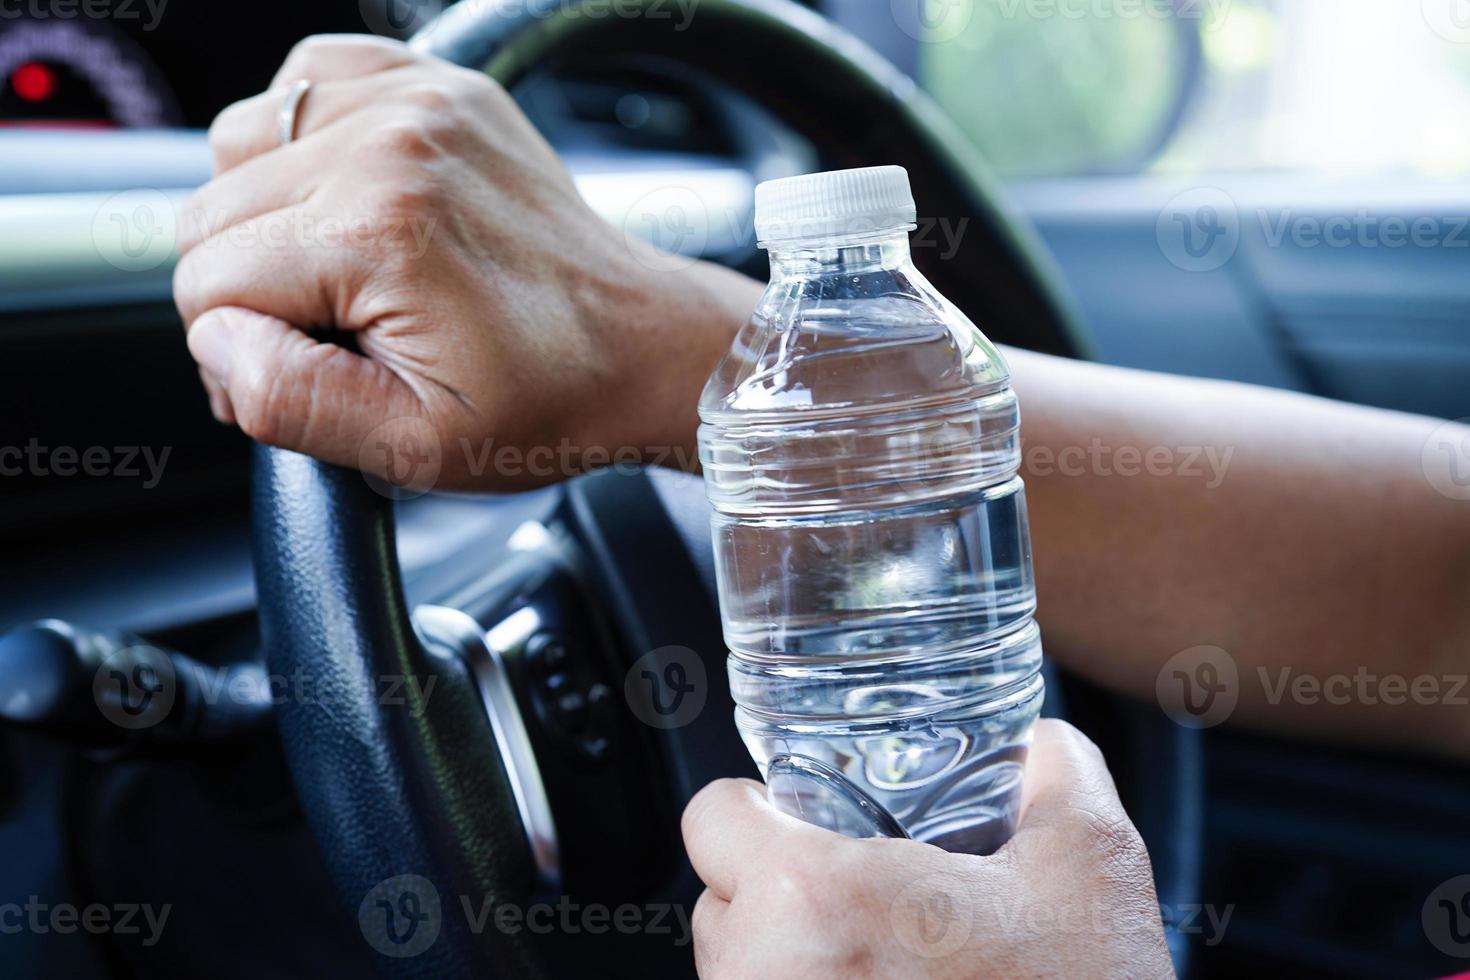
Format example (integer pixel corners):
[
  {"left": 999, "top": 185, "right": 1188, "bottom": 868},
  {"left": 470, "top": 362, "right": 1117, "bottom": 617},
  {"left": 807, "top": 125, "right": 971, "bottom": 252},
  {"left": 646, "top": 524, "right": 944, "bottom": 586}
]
[{"left": 754, "top": 166, "right": 917, "bottom": 245}]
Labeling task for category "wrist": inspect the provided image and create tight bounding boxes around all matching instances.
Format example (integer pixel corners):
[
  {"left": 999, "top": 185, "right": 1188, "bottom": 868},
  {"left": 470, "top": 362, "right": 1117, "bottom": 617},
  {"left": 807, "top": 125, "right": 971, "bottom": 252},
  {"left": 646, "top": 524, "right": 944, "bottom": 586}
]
[{"left": 586, "top": 248, "right": 761, "bottom": 473}]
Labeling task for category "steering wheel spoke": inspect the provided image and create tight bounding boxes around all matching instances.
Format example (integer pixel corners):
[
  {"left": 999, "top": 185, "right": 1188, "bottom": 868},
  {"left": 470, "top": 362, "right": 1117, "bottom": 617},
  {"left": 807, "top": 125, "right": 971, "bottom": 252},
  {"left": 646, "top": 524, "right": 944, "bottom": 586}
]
[{"left": 412, "top": 603, "right": 563, "bottom": 893}]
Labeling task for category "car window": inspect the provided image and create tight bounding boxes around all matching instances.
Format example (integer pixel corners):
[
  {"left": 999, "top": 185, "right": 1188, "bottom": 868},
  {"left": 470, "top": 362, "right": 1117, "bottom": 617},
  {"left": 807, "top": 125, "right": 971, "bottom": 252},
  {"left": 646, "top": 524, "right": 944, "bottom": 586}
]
[{"left": 896, "top": 0, "right": 1470, "bottom": 178}]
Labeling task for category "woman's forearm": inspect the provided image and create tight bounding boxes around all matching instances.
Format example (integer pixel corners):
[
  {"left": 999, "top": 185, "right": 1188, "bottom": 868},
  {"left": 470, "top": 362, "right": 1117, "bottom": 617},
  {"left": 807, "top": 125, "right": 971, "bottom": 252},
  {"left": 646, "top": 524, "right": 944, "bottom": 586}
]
[{"left": 1006, "top": 347, "right": 1470, "bottom": 757}]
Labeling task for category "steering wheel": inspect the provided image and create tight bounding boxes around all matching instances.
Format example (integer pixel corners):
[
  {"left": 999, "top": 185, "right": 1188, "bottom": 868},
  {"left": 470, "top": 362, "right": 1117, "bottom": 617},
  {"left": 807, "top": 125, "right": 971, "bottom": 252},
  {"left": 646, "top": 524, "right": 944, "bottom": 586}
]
[{"left": 251, "top": 1, "right": 1202, "bottom": 976}]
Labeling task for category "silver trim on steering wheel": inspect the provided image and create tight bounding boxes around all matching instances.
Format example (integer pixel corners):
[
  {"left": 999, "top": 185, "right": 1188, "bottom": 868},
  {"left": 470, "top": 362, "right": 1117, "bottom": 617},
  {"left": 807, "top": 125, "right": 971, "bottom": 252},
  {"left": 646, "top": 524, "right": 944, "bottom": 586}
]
[{"left": 412, "top": 602, "right": 562, "bottom": 892}]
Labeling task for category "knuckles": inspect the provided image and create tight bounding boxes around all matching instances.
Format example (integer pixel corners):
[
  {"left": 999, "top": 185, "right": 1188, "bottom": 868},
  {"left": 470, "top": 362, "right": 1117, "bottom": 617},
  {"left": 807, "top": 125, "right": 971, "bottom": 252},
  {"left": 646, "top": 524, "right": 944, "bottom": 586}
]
[
  {"left": 394, "top": 65, "right": 513, "bottom": 134},
  {"left": 690, "top": 889, "right": 720, "bottom": 940},
  {"left": 343, "top": 174, "right": 448, "bottom": 260},
  {"left": 229, "top": 364, "right": 283, "bottom": 447},
  {"left": 680, "top": 778, "right": 751, "bottom": 850},
  {"left": 400, "top": 82, "right": 458, "bottom": 115},
  {"left": 170, "top": 251, "right": 203, "bottom": 323},
  {"left": 205, "top": 97, "right": 254, "bottom": 169},
  {"left": 231, "top": 341, "right": 342, "bottom": 450},
  {"left": 353, "top": 97, "right": 472, "bottom": 174},
  {"left": 1036, "top": 717, "right": 1107, "bottom": 766},
  {"left": 361, "top": 115, "right": 447, "bottom": 163},
  {"left": 761, "top": 843, "right": 864, "bottom": 927},
  {"left": 1072, "top": 806, "right": 1155, "bottom": 892},
  {"left": 278, "top": 33, "right": 402, "bottom": 78},
  {"left": 765, "top": 865, "right": 823, "bottom": 914},
  {"left": 191, "top": 53, "right": 515, "bottom": 282},
  {"left": 279, "top": 33, "right": 332, "bottom": 71}
]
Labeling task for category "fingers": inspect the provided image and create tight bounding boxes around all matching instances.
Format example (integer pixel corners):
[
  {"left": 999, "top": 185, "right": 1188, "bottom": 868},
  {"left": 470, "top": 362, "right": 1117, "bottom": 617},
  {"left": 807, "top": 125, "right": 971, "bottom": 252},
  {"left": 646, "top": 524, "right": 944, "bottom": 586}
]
[
  {"left": 690, "top": 889, "right": 731, "bottom": 978},
  {"left": 197, "top": 365, "right": 236, "bottom": 424},
  {"left": 184, "top": 98, "right": 420, "bottom": 254},
  {"left": 173, "top": 211, "right": 355, "bottom": 331},
  {"left": 180, "top": 139, "right": 326, "bottom": 255},
  {"left": 206, "top": 66, "right": 427, "bottom": 177},
  {"left": 681, "top": 778, "right": 834, "bottom": 901},
  {"left": 1011, "top": 719, "right": 1153, "bottom": 879},
  {"left": 270, "top": 34, "right": 419, "bottom": 90},
  {"left": 185, "top": 306, "right": 425, "bottom": 465},
  {"left": 1009, "top": 720, "right": 1168, "bottom": 972},
  {"left": 207, "top": 35, "right": 424, "bottom": 176},
  {"left": 1015, "top": 719, "right": 1126, "bottom": 830}
]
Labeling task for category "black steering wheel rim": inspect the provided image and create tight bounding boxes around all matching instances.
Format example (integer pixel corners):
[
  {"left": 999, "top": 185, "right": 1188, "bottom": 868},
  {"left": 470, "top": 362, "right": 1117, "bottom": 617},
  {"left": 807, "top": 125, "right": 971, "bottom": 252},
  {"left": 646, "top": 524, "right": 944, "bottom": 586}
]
[{"left": 253, "top": 2, "right": 1199, "bottom": 977}]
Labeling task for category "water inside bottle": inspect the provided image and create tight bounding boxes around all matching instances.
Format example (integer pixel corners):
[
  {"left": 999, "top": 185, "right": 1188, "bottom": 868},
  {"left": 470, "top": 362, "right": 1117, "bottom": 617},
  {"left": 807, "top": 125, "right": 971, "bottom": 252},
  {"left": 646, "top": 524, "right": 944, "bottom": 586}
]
[{"left": 699, "top": 227, "right": 1045, "bottom": 855}]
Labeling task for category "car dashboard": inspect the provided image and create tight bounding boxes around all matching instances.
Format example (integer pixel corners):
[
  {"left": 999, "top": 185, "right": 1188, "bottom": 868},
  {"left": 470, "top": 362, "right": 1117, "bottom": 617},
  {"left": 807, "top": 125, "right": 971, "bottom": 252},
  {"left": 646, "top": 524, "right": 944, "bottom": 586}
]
[{"left": 3, "top": 3, "right": 1470, "bottom": 979}]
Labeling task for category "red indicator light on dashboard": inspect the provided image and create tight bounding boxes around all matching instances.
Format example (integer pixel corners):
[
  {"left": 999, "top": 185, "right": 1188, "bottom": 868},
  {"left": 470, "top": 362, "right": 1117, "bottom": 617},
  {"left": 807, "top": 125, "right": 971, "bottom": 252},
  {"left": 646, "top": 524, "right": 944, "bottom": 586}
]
[{"left": 12, "top": 62, "right": 57, "bottom": 103}]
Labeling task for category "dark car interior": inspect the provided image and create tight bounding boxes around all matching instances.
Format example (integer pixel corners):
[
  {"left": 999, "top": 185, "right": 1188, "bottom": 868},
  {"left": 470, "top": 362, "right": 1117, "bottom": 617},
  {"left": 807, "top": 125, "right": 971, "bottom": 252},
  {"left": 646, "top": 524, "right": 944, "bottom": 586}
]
[{"left": 2, "top": 1, "right": 1469, "bottom": 977}]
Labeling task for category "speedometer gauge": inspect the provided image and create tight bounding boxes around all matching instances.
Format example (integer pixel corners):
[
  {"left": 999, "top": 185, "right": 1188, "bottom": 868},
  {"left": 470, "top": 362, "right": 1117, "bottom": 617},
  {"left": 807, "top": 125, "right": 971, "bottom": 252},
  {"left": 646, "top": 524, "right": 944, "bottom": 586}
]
[{"left": 0, "top": 19, "right": 180, "bottom": 128}]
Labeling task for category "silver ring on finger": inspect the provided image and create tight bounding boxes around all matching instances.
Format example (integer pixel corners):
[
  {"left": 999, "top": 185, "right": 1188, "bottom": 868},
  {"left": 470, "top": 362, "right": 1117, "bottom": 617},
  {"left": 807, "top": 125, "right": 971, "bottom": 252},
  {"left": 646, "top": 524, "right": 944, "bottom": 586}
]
[{"left": 277, "top": 79, "right": 312, "bottom": 147}]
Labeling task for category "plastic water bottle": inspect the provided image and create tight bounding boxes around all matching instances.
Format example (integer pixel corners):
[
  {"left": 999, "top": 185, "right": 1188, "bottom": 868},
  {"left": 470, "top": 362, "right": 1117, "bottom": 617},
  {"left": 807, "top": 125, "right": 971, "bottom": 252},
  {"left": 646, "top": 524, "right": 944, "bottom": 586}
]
[{"left": 698, "top": 166, "right": 1044, "bottom": 855}]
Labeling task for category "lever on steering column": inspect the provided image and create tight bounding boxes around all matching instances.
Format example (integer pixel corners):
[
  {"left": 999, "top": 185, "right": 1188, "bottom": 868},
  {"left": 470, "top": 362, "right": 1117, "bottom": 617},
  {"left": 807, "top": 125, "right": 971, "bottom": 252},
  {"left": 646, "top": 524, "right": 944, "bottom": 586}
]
[{"left": 0, "top": 620, "right": 270, "bottom": 744}]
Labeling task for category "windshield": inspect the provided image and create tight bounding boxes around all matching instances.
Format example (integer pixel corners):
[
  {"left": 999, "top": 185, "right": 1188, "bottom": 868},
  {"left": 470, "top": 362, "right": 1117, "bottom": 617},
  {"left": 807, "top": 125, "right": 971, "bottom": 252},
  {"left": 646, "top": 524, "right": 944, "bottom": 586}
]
[{"left": 844, "top": 0, "right": 1470, "bottom": 178}]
